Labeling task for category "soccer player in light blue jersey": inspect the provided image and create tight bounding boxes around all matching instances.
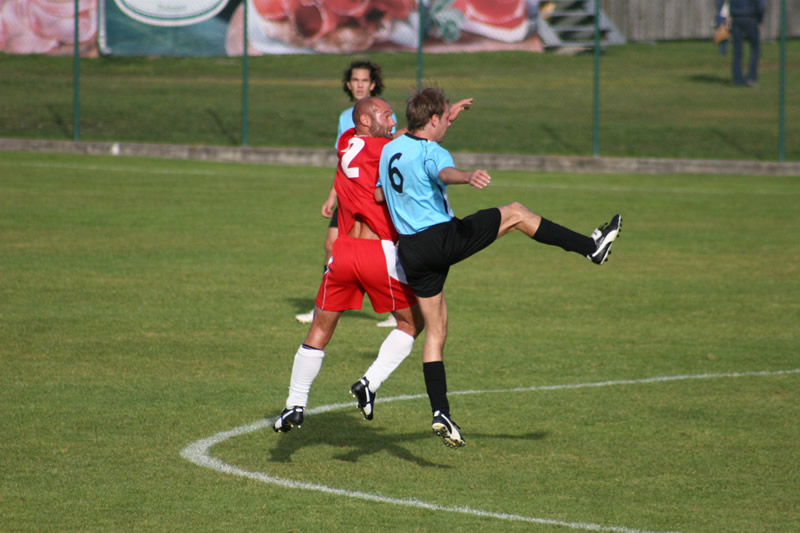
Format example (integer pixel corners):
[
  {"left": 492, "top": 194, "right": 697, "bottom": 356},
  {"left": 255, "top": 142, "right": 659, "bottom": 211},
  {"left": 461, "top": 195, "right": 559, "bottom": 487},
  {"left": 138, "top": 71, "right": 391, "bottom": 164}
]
[
  {"left": 377, "top": 88, "right": 622, "bottom": 448},
  {"left": 336, "top": 62, "right": 397, "bottom": 144}
]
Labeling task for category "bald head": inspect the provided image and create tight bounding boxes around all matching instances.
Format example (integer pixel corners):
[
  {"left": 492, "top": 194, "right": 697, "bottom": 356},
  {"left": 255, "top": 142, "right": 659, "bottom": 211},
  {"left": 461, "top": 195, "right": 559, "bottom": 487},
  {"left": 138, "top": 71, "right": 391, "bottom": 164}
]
[{"left": 352, "top": 97, "right": 396, "bottom": 139}]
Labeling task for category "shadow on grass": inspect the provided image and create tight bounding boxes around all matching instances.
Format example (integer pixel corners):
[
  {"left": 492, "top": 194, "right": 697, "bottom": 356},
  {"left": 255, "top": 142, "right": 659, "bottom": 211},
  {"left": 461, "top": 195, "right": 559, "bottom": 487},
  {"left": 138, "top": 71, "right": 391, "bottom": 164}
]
[
  {"left": 288, "top": 297, "right": 316, "bottom": 319},
  {"left": 206, "top": 107, "right": 238, "bottom": 145},
  {"left": 268, "top": 411, "right": 548, "bottom": 467},
  {"left": 287, "top": 297, "right": 384, "bottom": 323},
  {"left": 269, "top": 412, "right": 449, "bottom": 468},
  {"left": 687, "top": 74, "right": 731, "bottom": 85},
  {"left": 711, "top": 127, "right": 754, "bottom": 158},
  {"left": 541, "top": 122, "right": 582, "bottom": 153},
  {"left": 47, "top": 104, "right": 71, "bottom": 138}
]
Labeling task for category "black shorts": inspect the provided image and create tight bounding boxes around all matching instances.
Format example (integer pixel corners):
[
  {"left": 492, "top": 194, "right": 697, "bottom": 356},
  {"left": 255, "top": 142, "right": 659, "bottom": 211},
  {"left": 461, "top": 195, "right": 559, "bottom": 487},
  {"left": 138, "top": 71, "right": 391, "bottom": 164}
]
[
  {"left": 329, "top": 207, "right": 339, "bottom": 229},
  {"left": 397, "top": 208, "right": 501, "bottom": 298}
]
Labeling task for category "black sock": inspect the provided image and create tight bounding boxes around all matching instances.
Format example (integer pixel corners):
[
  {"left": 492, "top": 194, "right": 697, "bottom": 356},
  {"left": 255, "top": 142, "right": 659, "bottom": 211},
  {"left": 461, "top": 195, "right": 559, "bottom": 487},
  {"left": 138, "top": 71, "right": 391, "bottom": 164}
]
[
  {"left": 533, "top": 218, "right": 595, "bottom": 256},
  {"left": 423, "top": 361, "right": 449, "bottom": 415}
]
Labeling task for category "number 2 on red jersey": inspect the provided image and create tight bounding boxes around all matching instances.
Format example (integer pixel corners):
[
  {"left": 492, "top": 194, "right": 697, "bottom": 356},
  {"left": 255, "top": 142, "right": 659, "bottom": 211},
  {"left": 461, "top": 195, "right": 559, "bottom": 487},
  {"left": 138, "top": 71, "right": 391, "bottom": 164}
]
[{"left": 341, "top": 137, "right": 366, "bottom": 178}]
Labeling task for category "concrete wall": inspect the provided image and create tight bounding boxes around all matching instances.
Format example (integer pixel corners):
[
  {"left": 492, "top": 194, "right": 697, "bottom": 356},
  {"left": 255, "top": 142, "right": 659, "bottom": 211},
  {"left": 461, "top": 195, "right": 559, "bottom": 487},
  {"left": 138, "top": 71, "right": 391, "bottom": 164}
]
[{"left": 3, "top": 138, "right": 798, "bottom": 176}]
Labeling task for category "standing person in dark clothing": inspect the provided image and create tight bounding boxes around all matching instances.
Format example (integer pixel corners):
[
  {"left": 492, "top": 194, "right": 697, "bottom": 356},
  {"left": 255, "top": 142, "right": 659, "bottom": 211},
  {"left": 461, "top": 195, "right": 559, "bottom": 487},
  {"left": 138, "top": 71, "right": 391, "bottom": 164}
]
[{"left": 716, "top": 0, "right": 767, "bottom": 86}]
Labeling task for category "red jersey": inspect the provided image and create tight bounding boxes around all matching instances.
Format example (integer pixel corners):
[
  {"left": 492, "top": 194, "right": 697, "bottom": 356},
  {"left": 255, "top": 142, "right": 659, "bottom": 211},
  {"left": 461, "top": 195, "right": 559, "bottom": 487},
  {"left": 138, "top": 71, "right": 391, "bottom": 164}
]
[{"left": 334, "top": 128, "right": 396, "bottom": 241}]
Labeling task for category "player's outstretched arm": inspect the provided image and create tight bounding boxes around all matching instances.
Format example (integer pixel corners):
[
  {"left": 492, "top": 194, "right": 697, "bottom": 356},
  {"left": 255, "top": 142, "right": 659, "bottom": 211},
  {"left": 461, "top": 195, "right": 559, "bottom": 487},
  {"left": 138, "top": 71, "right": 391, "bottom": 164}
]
[
  {"left": 448, "top": 98, "right": 473, "bottom": 122},
  {"left": 466, "top": 169, "right": 491, "bottom": 189},
  {"left": 439, "top": 167, "right": 491, "bottom": 189},
  {"left": 391, "top": 127, "right": 409, "bottom": 139}
]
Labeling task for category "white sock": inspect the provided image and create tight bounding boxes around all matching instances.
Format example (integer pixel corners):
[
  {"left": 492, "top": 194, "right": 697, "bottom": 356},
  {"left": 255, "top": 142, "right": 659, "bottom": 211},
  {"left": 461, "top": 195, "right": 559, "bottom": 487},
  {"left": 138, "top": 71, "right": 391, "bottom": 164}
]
[
  {"left": 363, "top": 329, "right": 415, "bottom": 392},
  {"left": 286, "top": 345, "right": 325, "bottom": 408}
]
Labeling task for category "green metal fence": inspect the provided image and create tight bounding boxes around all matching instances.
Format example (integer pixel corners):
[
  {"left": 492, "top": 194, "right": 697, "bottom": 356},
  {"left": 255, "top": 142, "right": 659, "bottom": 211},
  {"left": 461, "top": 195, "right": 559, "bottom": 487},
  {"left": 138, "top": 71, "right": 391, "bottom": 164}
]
[{"left": 2, "top": 0, "right": 795, "bottom": 163}]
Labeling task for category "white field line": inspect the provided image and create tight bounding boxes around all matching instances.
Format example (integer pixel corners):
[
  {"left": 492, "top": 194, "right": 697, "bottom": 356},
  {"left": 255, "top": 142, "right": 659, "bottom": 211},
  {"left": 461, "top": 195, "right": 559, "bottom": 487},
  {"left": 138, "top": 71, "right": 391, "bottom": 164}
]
[
  {"left": 3, "top": 160, "right": 797, "bottom": 196},
  {"left": 0, "top": 160, "right": 221, "bottom": 176},
  {"left": 490, "top": 180, "right": 796, "bottom": 196},
  {"left": 180, "top": 368, "right": 799, "bottom": 533}
]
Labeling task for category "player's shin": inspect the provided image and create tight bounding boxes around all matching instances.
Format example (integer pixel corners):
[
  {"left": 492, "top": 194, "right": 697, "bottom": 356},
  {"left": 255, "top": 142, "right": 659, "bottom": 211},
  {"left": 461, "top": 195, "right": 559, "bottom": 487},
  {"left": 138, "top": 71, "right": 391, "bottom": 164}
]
[
  {"left": 285, "top": 344, "right": 325, "bottom": 408},
  {"left": 363, "top": 328, "right": 415, "bottom": 391}
]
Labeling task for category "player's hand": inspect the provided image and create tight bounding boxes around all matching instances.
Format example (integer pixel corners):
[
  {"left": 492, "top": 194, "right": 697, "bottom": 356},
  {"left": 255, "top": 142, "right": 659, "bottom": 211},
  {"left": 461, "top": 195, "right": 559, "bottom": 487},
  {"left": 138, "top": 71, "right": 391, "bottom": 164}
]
[
  {"left": 468, "top": 169, "right": 491, "bottom": 189},
  {"left": 448, "top": 98, "right": 474, "bottom": 122},
  {"left": 321, "top": 197, "right": 336, "bottom": 218}
]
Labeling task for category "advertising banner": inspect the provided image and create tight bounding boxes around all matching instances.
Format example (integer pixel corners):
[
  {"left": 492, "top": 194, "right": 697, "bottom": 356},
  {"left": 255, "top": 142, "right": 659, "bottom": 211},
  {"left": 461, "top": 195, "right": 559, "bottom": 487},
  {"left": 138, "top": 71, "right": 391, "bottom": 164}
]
[
  {"left": 0, "top": 0, "right": 98, "bottom": 55},
  {"left": 1, "top": 0, "right": 543, "bottom": 56},
  {"left": 99, "top": 0, "right": 241, "bottom": 56},
  {"left": 232, "top": 0, "right": 542, "bottom": 55}
]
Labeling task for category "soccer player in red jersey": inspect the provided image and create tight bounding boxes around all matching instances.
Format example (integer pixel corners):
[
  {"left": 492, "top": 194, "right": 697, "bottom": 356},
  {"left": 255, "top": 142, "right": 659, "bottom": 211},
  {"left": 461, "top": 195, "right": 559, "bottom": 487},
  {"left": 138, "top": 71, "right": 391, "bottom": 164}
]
[{"left": 273, "top": 97, "right": 421, "bottom": 432}]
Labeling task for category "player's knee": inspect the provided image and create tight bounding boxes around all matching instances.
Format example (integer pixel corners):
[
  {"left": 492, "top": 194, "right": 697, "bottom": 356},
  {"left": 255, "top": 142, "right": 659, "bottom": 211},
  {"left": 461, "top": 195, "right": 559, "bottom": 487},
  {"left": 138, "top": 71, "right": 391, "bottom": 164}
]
[
  {"left": 413, "top": 315, "right": 425, "bottom": 336},
  {"left": 396, "top": 322, "right": 417, "bottom": 338},
  {"left": 394, "top": 309, "right": 424, "bottom": 338},
  {"left": 512, "top": 202, "right": 541, "bottom": 222},
  {"left": 499, "top": 202, "right": 525, "bottom": 225}
]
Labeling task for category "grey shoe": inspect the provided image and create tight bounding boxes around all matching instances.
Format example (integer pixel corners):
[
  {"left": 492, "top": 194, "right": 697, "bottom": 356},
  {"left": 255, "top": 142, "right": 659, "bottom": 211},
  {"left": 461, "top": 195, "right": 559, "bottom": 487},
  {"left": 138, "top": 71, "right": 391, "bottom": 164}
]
[
  {"left": 376, "top": 315, "right": 397, "bottom": 327},
  {"left": 295, "top": 310, "right": 314, "bottom": 324}
]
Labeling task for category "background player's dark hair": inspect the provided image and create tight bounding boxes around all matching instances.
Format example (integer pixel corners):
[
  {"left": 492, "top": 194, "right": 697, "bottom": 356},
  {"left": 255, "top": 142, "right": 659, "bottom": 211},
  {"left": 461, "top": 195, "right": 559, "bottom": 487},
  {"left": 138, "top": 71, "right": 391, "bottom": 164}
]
[{"left": 342, "top": 60, "right": 385, "bottom": 101}]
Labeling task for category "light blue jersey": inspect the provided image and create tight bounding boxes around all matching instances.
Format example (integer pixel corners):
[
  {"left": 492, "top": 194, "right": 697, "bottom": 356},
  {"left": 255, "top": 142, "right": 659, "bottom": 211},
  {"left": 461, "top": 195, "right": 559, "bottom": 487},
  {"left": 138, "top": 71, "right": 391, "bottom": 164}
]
[
  {"left": 378, "top": 133, "right": 455, "bottom": 235},
  {"left": 337, "top": 107, "right": 355, "bottom": 145},
  {"left": 337, "top": 106, "right": 397, "bottom": 146}
]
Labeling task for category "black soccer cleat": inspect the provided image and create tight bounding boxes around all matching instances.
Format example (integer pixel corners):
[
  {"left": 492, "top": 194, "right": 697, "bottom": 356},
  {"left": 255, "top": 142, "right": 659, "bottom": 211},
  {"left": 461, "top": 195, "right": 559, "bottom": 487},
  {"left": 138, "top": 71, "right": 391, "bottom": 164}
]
[
  {"left": 272, "top": 406, "right": 304, "bottom": 433},
  {"left": 588, "top": 214, "right": 622, "bottom": 265},
  {"left": 431, "top": 410, "right": 465, "bottom": 448},
  {"left": 350, "top": 377, "right": 376, "bottom": 421}
]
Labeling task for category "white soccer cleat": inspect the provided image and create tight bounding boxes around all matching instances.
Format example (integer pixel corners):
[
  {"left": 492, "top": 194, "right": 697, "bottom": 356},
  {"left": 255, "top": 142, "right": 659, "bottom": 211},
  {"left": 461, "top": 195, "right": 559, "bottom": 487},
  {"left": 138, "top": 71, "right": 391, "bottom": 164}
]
[
  {"left": 295, "top": 310, "right": 314, "bottom": 324},
  {"left": 376, "top": 315, "right": 397, "bottom": 327}
]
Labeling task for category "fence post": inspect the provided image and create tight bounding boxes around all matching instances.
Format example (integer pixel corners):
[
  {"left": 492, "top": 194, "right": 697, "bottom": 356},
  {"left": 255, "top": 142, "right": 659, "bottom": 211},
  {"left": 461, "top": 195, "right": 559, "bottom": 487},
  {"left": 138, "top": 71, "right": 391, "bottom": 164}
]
[
  {"left": 417, "top": 0, "right": 424, "bottom": 89},
  {"left": 778, "top": 0, "right": 786, "bottom": 161},
  {"left": 242, "top": 0, "right": 249, "bottom": 147},
  {"left": 73, "top": 0, "right": 80, "bottom": 142},
  {"left": 592, "top": 0, "right": 600, "bottom": 157}
]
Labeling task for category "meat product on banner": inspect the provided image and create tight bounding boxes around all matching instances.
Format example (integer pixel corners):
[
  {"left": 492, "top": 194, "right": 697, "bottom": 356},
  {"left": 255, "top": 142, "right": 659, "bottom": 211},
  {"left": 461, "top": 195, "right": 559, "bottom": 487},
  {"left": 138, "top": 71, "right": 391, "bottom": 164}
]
[{"left": 228, "top": 0, "right": 540, "bottom": 55}]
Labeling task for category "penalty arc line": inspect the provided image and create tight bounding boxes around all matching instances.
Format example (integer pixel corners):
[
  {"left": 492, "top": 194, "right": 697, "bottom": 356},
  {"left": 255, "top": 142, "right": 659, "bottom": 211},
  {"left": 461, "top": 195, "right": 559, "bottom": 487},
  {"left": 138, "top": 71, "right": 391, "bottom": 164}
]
[{"left": 180, "top": 368, "right": 799, "bottom": 533}]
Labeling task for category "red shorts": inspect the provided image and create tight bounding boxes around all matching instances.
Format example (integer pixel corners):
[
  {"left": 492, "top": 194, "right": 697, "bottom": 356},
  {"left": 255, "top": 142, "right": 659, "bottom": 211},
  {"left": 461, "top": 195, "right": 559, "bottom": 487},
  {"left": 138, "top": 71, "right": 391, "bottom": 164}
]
[{"left": 315, "top": 236, "right": 417, "bottom": 313}]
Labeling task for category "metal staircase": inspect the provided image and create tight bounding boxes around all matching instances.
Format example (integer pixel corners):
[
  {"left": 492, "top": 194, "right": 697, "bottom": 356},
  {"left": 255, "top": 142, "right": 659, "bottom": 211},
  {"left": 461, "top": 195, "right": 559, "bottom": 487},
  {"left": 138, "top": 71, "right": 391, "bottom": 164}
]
[{"left": 537, "top": 0, "right": 626, "bottom": 50}]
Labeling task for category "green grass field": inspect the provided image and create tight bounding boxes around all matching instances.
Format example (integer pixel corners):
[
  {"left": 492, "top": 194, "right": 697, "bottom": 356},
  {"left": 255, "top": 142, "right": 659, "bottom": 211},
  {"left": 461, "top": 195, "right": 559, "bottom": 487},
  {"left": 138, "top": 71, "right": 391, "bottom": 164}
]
[
  {"left": 1, "top": 151, "right": 798, "bottom": 532},
  {"left": 2, "top": 39, "right": 799, "bottom": 161}
]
